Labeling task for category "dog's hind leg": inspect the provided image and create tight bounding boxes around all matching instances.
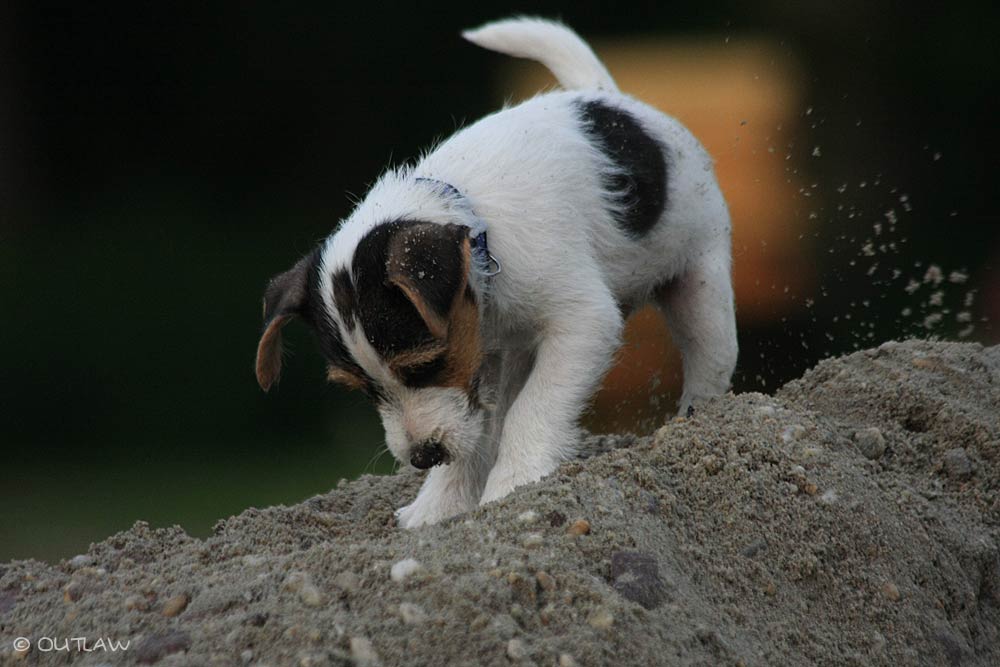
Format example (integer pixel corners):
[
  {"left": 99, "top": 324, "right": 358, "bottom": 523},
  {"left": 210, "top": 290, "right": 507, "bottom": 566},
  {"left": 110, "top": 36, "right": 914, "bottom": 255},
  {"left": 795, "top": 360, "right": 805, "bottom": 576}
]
[{"left": 655, "top": 247, "right": 738, "bottom": 416}]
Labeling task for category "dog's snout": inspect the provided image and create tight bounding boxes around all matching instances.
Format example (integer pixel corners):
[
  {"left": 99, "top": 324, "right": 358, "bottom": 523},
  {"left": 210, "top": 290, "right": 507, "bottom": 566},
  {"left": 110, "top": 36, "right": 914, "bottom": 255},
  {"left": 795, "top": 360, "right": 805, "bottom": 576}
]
[{"left": 410, "top": 441, "right": 447, "bottom": 469}]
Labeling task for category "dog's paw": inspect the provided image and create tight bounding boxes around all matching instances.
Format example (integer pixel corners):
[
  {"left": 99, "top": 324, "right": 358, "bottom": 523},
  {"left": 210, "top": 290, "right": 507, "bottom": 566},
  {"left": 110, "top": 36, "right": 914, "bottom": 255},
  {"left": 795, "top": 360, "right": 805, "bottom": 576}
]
[
  {"left": 395, "top": 495, "right": 470, "bottom": 529},
  {"left": 395, "top": 502, "right": 431, "bottom": 530},
  {"left": 480, "top": 467, "right": 542, "bottom": 506}
]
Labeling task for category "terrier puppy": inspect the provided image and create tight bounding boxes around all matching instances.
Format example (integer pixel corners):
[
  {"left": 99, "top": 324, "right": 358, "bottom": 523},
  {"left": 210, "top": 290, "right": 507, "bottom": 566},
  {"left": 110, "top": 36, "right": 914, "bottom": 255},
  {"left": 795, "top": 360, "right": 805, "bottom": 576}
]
[{"left": 255, "top": 18, "right": 738, "bottom": 528}]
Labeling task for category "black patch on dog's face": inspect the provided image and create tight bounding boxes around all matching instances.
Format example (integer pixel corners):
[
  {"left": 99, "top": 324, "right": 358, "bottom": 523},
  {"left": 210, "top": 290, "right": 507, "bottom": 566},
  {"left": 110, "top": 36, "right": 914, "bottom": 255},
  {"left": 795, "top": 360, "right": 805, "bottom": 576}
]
[
  {"left": 350, "top": 219, "right": 472, "bottom": 360},
  {"left": 576, "top": 99, "right": 668, "bottom": 237},
  {"left": 351, "top": 220, "right": 441, "bottom": 356},
  {"left": 296, "top": 250, "right": 364, "bottom": 377},
  {"left": 331, "top": 269, "right": 357, "bottom": 333},
  {"left": 396, "top": 354, "right": 448, "bottom": 388}
]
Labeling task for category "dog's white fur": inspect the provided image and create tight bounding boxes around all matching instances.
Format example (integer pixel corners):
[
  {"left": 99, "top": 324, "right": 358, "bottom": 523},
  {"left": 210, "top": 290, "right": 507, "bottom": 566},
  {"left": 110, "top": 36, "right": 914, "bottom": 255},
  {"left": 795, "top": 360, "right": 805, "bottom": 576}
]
[{"left": 318, "top": 18, "right": 737, "bottom": 527}]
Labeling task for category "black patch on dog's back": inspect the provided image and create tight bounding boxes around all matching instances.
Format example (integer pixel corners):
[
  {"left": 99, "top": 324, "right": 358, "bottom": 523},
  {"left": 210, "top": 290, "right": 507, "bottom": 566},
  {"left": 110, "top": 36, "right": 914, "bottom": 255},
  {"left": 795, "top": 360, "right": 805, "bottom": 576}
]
[{"left": 576, "top": 99, "right": 667, "bottom": 237}]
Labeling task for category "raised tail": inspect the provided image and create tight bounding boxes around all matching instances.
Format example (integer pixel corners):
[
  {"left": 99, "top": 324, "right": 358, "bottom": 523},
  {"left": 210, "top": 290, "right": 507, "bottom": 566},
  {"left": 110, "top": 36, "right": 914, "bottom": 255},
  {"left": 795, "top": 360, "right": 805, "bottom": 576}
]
[{"left": 462, "top": 17, "right": 618, "bottom": 92}]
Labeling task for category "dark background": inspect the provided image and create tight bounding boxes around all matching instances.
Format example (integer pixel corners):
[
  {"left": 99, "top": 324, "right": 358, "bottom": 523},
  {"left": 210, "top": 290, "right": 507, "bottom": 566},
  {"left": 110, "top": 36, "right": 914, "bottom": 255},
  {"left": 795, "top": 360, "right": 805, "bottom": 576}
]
[{"left": 2, "top": 1, "right": 997, "bottom": 561}]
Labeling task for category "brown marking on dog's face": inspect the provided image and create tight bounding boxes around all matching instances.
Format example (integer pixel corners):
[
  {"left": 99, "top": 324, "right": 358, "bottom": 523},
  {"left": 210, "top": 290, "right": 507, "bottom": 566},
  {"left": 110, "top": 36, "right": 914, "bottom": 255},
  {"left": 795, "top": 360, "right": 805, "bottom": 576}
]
[
  {"left": 381, "top": 225, "right": 483, "bottom": 394},
  {"left": 386, "top": 342, "right": 448, "bottom": 374},
  {"left": 376, "top": 222, "right": 480, "bottom": 388},
  {"left": 326, "top": 365, "right": 368, "bottom": 391},
  {"left": 440, "top": 285, "right": 483, "bottom": 392}
]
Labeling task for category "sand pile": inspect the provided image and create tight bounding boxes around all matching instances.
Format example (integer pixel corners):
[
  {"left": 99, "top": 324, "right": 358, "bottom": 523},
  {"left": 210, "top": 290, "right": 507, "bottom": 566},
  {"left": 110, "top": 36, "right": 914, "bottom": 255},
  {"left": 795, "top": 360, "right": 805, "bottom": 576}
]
[{"left": 2, "top": 340, "right": 998, "bottom": 666}]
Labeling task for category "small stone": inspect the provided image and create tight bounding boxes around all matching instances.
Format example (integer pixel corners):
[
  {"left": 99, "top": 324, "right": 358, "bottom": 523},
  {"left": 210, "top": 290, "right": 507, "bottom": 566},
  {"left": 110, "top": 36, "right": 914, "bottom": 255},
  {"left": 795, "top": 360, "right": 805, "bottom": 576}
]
[
  {"left": 349, "top": 636, "right": 381, "bottom": 667},
  {"left": 882, "top": 582, "right": 901, "bottom": 601},
  {"left": 539, "top": 602, "right": 556, "bottom": 625},
  {"left": 12, "top": 641, "right": 29, "bottom": 661},
  {"left": 299, "top": 582, "right": 323, "bottom": 607},
  {"left": 509, "top": 602, "right": 528, "bottom": 626},
  {"left": 312, "top": 511, "right": 337, "bottom": 526},
  {"left": 781, "top": 424, "right": 806, "bottom": 443},
  {"left": 522, "top": 533, "right": 544, "bottom": 549},
  {"left": 558, "top": 653, "right": 578, "bottom": 667},
  {"left": 854, "top": 428, "right": 886, "bottom": 459},
  {"left": 63, "top": 581, "right": 83, "bottom": 603},
  {"left": 740, "top": 539, "right": 766, "bottom": 558},
  {"left": 284, "top": 572, "right": 323, "bottom": 607},
  {"left": 508, "top": 573, "right": 536, "bottom": 606},
  {"left": 567, "top": 519, "right": 591, "bottom": 536},
  {"left": 701, "top": 454, "right": 723, "bottom": 475},
  {"left": 161, "top": 593, "right": 190, "bottom": 617},
  {"left": 490, "top": 614, "right": 519, "bottom": 639},
  {"left": 803, "top": 482, "right": 819, "bottom": 496},
  {"left": 390, "top": 558, "right": 423, "bottom": 582},
  {"left": 764, "top": 580, "right": 777, "bottom": 596},
  {"left": 506, "top": 638, "right": 528, "bottom": 660},
  {"left": 134, "top": 630, "right": 191, "bottom": 664},
  {"left": 517, "top": 510, "right": 539, "bottom": 524},
  {"left": 535, "top": 571, "right": 557, "bottom": 592},
  {"left": 610, "top": 551, "right": 667, "bottom": 609},
  {"left": 247, "top": 612, "right": 268, "bottom": 627},
  {"left": 334, "top": 570, "right": 361, "bottom": 594},
  {"left": 242, "top": 554, "right": 267, "bottom": 567},
  {"left": 943, "top": 448, "right": 974, "bottom": 480},
  {"left": 125, "top": 594, "right": 150, "bottom": 612},
  {"left": 469, "top": 614, "right": 489, "bottom": 631},
  {"left": 587, "top": 607, "right": 615, "bottom": 630},
  {"left": 68, "top": 554, "right": 93, "bottom": 570},
  {"left": 298, "top": 650, "right": 328, "bottom": 666},
  {"left": 240, "top": 649, "right": 254, "bottom": 664},
  {"left": 284, "top": 571, "right": 308, "bottom": 593},
  {"left": 399, "top": 602, "right": 427, "bottom": 625}
]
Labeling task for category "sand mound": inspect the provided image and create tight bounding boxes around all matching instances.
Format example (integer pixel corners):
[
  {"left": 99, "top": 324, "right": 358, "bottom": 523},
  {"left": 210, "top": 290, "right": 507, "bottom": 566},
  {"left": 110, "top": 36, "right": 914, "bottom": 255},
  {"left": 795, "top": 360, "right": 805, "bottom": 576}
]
[{"left": 2, "top": 340, "right": 998, "bottom": 666}]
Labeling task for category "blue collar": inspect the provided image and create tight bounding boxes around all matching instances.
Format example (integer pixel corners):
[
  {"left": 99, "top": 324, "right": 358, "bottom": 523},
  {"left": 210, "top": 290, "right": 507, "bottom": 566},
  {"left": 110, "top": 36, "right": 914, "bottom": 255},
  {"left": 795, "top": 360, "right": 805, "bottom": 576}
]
[{"left": 415, "top": 177, "right": 501, "bottom": 277}]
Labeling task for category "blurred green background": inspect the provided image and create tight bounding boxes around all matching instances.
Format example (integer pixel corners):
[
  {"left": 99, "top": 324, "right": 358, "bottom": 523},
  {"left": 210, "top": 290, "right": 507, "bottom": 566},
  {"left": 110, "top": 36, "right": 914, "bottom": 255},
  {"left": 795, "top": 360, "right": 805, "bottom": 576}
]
[{"left": 2, "top": 1, "right": 998, "bottom": 562}]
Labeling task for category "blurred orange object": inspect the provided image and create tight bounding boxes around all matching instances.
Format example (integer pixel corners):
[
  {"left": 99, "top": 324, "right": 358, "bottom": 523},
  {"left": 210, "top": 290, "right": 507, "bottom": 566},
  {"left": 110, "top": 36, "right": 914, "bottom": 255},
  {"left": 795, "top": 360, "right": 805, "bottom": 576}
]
[{"left": 500, "top": 37, "right": 810, "bottom": 428}]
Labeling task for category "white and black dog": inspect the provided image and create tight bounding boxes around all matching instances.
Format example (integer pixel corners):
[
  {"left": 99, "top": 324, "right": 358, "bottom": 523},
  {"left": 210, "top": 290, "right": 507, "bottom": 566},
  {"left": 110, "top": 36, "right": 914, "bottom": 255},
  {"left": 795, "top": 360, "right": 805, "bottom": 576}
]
[{"left": 255, "top": 18, "right": 737, "bottom": 528}]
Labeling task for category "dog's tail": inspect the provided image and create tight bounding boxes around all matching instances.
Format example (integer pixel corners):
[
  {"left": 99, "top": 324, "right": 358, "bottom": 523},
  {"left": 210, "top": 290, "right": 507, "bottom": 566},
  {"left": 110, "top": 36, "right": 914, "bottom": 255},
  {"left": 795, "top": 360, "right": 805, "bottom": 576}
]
[{"left": 462, "top": 17, "right": 618, "bottom": 92}]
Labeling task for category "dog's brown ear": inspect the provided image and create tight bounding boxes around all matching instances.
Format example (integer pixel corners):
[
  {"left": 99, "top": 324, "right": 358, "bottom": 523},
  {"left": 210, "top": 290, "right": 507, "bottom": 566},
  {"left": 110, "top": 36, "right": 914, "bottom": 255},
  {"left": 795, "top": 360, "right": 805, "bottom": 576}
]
[
  {"left": 385, "top": 223, "right": 471, "bottom": 339},
  {"left": 256, "top": 251, "right": 315, "bottom": 391}
]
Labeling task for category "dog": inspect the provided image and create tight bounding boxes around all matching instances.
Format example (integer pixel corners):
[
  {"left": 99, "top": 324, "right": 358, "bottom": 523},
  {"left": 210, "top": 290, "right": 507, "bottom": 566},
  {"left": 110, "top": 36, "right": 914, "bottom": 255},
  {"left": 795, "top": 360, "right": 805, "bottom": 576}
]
[{"left": 254, "top": 18, "right": 738, "bottom": 528}]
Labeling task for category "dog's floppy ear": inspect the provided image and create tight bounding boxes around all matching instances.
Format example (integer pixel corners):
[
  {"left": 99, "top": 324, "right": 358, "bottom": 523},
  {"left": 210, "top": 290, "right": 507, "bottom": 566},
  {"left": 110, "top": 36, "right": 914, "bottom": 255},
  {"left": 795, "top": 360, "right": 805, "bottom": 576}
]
[
  {"left": 386, "top": 223, "right": 471, "bottom": 339},
  {"left": 255, "top": 251, "right": 315, "bottom": 391}
]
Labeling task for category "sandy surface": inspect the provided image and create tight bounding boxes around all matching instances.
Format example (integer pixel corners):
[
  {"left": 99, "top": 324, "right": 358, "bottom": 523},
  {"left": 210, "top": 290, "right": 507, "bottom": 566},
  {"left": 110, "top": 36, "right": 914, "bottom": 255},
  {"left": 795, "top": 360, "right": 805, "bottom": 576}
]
[{"left": 2, "top": 339, "right": 999, "bottom": 666}]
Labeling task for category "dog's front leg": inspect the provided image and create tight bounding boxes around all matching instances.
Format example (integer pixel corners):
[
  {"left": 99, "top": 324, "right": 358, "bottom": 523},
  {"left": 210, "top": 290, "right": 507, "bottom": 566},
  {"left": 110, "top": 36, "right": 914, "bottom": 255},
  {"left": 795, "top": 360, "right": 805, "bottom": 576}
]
[
  {"left": 480, "top": 295, "right": 623, "bottom": 504},
  {"left": 396, "top": 454, "right": 489, "bottom": 529}
]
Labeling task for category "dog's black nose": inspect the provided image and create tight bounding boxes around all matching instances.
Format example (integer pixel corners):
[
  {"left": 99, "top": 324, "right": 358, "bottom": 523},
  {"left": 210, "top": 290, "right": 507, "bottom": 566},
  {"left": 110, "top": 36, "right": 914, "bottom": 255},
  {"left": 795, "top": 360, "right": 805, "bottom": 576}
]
[{"left": 410, "top": 441, "right": 446, "bottom": 469}]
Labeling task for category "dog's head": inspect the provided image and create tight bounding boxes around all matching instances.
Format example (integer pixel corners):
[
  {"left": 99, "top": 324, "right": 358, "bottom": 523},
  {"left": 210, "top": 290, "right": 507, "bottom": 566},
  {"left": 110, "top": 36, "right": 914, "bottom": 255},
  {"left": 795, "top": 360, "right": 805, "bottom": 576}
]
[{"left": 255, "top": 220, "right": 486, "bottom": 469}]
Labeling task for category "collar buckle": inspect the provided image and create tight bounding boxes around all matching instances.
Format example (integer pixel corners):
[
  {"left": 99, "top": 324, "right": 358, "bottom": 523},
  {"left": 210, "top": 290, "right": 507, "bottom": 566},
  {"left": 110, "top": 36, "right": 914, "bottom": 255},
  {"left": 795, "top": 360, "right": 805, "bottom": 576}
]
[{"left": 416, "top": 177, "right": 501, "bottom": 279}]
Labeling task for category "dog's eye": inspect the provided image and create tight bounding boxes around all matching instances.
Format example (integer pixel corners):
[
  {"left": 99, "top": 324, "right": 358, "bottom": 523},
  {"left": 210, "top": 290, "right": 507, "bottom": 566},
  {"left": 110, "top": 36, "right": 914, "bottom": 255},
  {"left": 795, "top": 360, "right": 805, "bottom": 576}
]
[{"left": 397, "top": 354, "right": 447, "bottom": 388}]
